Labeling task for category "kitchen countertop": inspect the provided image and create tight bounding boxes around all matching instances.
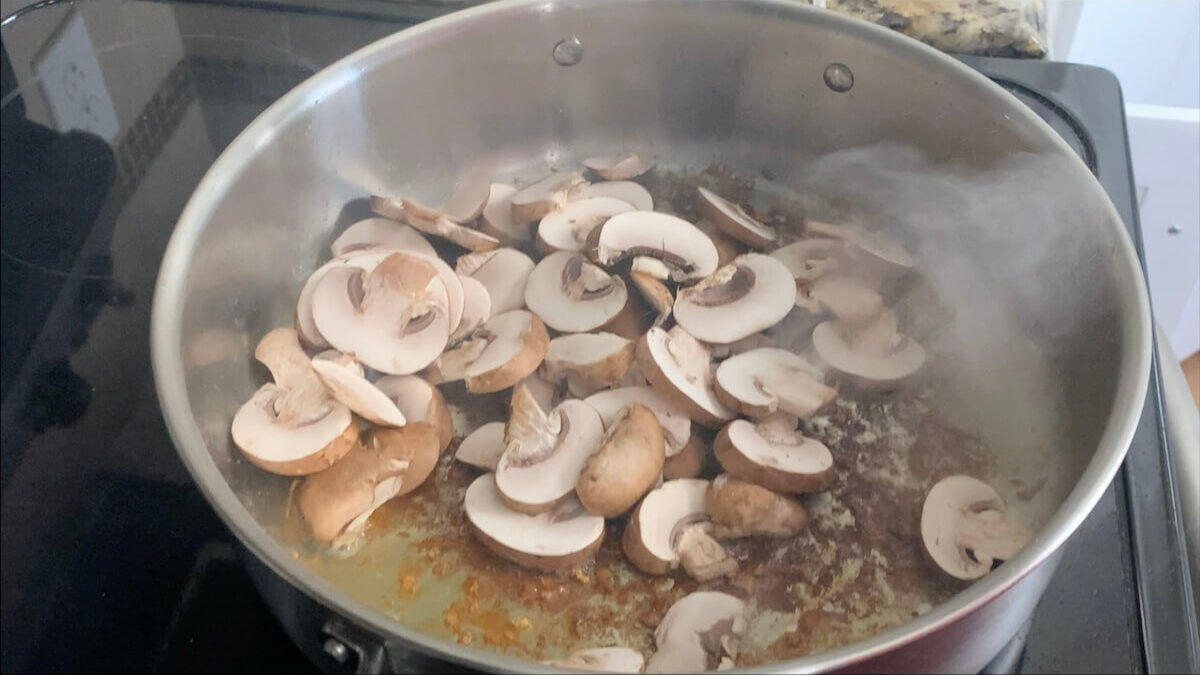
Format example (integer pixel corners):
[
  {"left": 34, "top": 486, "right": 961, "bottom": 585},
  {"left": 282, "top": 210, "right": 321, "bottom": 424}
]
[{"left": 824, "top": 0, "right": 1048, "bottom": 57}]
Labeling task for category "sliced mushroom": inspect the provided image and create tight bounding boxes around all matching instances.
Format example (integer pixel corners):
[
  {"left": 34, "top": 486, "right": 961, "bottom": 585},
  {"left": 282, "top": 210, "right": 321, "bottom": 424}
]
[
  {"left": 373, "top": 375, "right": 453, "bottom": 452},
  {"left": 511, "top": 171, "right": 586, "bottom": 225},
  {"left": 706, "top": 473, "right": 807, "bottom": 539},
  {"left": 622, "top": 479, "right": 737, "bottom": 581},
  {"left": 310, "top": 356, "right": 407, "bottom": 427},
  {"left": 461, "top": 309, "right": 550, "bottom": 393},
  {"left": 707, "top": 333, "right": 777, "bottom": 360},
  {"left": 713, "top": 348, "right": 836, "bottom": 419},
  {"left": 455, "top": 247, "right": 535, "bottom": 315},
  {"left": 329, "top": 217, "right": 436, "bottom": 259},
  {"left": 454, "top": 421, "right": 505, "bottom": 470},
  {"left": 441, "top": 168, "right": 491, "bottom": 224},
  {"left": 541, "top": 332, "right": 635, "bottom": 392},
  {"left": 806, "top": 220, "right": 913, "bottom": 276},
  {"left": 449, "top": 274, "right": 492, "bottom": 344},
  {"left": 646, "top": 591, "right": 746, "bottom": 673},
  {"left": 583, "top": 152, "right": 652, "bottom": 181},
  {"left": 696, "top": 186, "right": 775, "bottom": 248},
  {"left": 673, "top": 253, "right": 795, "bottom": 344},
  {"left": 495, "top": 385, "right": 605, "bottom": 514},
  {"left": 298, "top": 423, "right": 439, "bottom": 543},
  {"left": 714, "top": 415, "right": 833, "bottom": 494},
  {"left": 921, "top": 475, "right": 1032, "bottom": 580},
  {"left": 296, "top": 250, "right": 399, "bottom": 350},
  {"left": 370, "top": 195, "right": 500, "bottom": 252},
  {"left": 694, "top": 219, "right": 747, "bottom": 268},
  {"left": 630, "top": 272, "right": 673, "bottom": 328},
  {"left": 596, "top": 211, "right": 719, "bottom": 282},
  {"left": 525, "top": 251, "right": 630, "bottom": 333},
  {"left": 310, "top": 251, "right": 451, "bottom": 374},
  {"left": 569, "top": 180, "right": 653, "bottom": 211},
  {"left": 637, "top": 326, "right": 733, "bottom": 428},
  {"left": 521, "top": 372, "right": 563, "bottom": 413},
  {"left": 577, "top": 403, "right": 666, "bottom": 517},
  {"left": 803, "top": 275, "right": 884, "bottom": 325},
  {"left": 478, "top": 183, "right": 531, "bottom": 245},
  {"left": 811, "top": 309, "right": 926, "bottom": 387},
  {"left": 231, "top": 328, "right": 356, "bottom": 475},
  {"left": 663, "top": 435, "right": 705, "bottom": 480},
  {"left": 769, "top": 238, "right": 845, "bottom": 285},
  {"left": 537, "top": 197, "right": 634, "bottom": 254},
  {"left": 465, "top": 473, "right": 605, "bottom": 572},
  {"left": 584, "top": 385, "right": 693, "bottom": 457},
  {"left": 543, "top": 647, "right": 645, "bottom": 673}
]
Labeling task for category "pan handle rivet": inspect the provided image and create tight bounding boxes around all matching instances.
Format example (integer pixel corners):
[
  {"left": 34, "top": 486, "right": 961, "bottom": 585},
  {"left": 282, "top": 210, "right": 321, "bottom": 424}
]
[
  {"left": 823, "top": 63, "right": 854, "bottom": 92},
  {"left": 323, "top": 638, "right": 351, "bottom": 663},
  {"left": 553, "top": 36, "right": 584, "bottom": 66}
]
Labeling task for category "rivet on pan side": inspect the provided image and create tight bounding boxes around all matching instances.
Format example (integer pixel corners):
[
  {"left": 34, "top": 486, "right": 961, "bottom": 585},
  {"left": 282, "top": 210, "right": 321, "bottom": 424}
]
[
  {"left": 823, "top": 63, "right": 854, "bottom": 92},
  {"left": 552, "top": 36, "right": 584, "bottom": 66}
]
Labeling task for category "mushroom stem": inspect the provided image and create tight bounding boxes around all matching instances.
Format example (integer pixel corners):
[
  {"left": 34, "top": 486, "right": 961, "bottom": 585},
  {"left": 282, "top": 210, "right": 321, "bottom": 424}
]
[
  {"left": 956, "top": 508, "right": 1033, "bottom": 562},
  {"left": 254, "top": 328, "right": 331, "bottom": 425},
  {"left": 675, "top": 522, "right": 738, "bottom": 582},
  {"left": 504, "top": 384, "right": 562, "bottom": 465}
]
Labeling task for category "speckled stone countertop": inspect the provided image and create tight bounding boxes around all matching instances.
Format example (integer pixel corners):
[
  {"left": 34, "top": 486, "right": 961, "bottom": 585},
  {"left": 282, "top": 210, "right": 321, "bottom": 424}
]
[{"left": 823, "top": 0, "right": 1048, "bottom": 57}]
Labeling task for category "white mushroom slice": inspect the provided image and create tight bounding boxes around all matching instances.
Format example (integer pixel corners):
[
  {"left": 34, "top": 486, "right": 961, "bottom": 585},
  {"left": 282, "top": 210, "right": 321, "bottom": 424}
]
[
  {"left": 637, "top": 327, "right": 733, "bottom": 428},
  {"left": 496, "top": 386, "right": 604, "bottom": 514},
  {"left": 455, "top": 422, "right": 505, "bottom": 470},
  {"left": 622, "top": 478, "right": 736, "bottom": 584},
  {"left": 806, "top": 220, "right": 913, "bottom": 275},
  {"left": 463, "top": 309, "right": 550, "bottom": 393},
  {"left": 706, "top": 473, "right": 808, "bottom": 539},
  {"left": 369, "top": 195, "right": 500, "bottom": 252},
  {"left": 543, "top": 647, "right": 645, "bottom": 673},
  {"left": 769, "top": 238, "right": 845, "bottom": 284},
  {"left": 583, "top": 152, "right": 652, "bottom": 181},
  {"left": 696, "top": 186, "right": 775, "bottom": 248},
  {"left": 630, "top": 271, "right": 673, "bottom": 328},
  {"left": 714, "top": 415, "right": 833, "bottom": 494},
  {"left": 707, "top": 333, "right": 777, "bottom": 360},
  {"left": 596, "top": 212, "right": 719, "bottom": 282},
  {"left": 569, "top": 180, "right": 653, "bottom": 211},
  {"left": 373, "top": 375, "right": 453, "bottom": 452},
  {"left": 577, "top": 403, "right": 666, "bottom": 517},
  {"left": 479, "top": 183, "right": 531, "bottom": 244},
  {"left": 455, "top": 247, "right": 535, "bottom": 315},
  {"left": 541, "top": 332, "right": 635, "bottom": 391},
  {"left": 713, "top": 348, "right": 836, "bottom": 419},
  {"left": 330, "top": 217, "right": 436, "bottom": 259},
  {"left": 442, "top": 168, "right": 491, "bottom": 224},
  {"left": 811, "top": 309, "right": 926, "bottom": 387},
  {"left": 537, "top": 197, "right": 633, "bottom": 253},
  {"left": 674, "top": 253, "right": 795, "bottom": 344},
  {"left": 511, "top": 171, "right": 586, "bottom": 225},
  {"left": 465, "top": 473, "right": 605, "bottom": 572},
  {"left": 584, "top": 386, "right": 692, "bottom": 457},
  {"left": 646, "top": 592, "right": 747, "bottom": 674},
  {"left": 299, "top": 423, "right": 439, "bottom": 544},
  {"left": 921, "top": 475, "right": 1032, "bottom": 580},
  {"left": 803, "top": 275, "right": 884, "bottom": 325},
  {"left": 421, "top": 336, "right": 489, "bottom": 385},
  {"left": 310, "top": 252, "right": 451, "bottom": 375},
  {"left": 310, "top": 357, "right": 407, "bottom": 427},
  {"left": 449, "top": 275, "right": 492, "bottom": 344},
  {"left": 296, "top": 250, "right": 402, "bottom": 349},
  {"left": 525, "top": 251, "right": 630, "bottom": 333}
]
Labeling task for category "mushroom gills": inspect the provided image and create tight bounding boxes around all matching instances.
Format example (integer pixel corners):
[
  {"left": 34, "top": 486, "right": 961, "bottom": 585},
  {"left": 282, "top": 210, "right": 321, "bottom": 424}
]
[{"left": 673, "top": 253, "right": 795, "bottom": 344}]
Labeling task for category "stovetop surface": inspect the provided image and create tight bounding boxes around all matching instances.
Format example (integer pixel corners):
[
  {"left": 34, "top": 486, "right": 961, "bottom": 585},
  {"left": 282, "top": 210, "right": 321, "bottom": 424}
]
[{"left": 1, "top": 2, "right": 1195, "bottom": 673}]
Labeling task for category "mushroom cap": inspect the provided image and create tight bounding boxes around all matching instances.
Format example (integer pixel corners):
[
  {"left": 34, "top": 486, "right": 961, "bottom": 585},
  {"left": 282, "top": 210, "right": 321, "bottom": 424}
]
[
  {"left": 370, "top": 195, "right": 500, "bottom": 252},
  {"left": 921, "top": 475, "right": 1028, "bottom": 580},
  {"left": 621, "top": 478, "right": 709, "bottom": 575},
  {"left": 646, "top": 591, "right": 746, "bottom": 673},
  {"left": 373, "top": 374, "right": 453, "bottom": 452},
  {"left": 537, "top": 197, "right": 633, "bottom": 253},
  {"left": 541, "top": 332, "right": 636, "bottom": 390},
  {"left": 714, "top": 418, "right": 834, "bottom": 494},
  {"left": 576, "top": 403, "right": 666, "bottom": 517},
  {"left": 329, "top": 217, "right": 435, "bottom": 259},
  {"left": 463, "top": 309, "right": 549, "bottom": 394},
  {"left": 769, "top": 238, "right": 845, "bottom": 284},
  {"left": 583, "top": 152, "right": 652, "bottom": 181},
  {"left": 636, "top": 327, "right": 733, "bottom": 428},
  {"left": 231, "top": 383, "right": 357, "bottom": 476},
  {"left": 449, "top": 274, "right": 492, "bottom": 344},
  {"left": 596, "top": 211, "right": 719, "bottom": 282},
  {"left": 479, "top": 183, "right": 531, "bottom": 244},
  {"left": 543, "top": 647, "right": 645, "bottom": 673},
  {"left": 629, "top": 271, "right": 673, "bottom": 327},
  {"left": 510, "top": 171, "right": 586, "bottom": 225},
  {"left": 584, "top": 385, "right": 692, "bottom": 457},
  {"left": 569, "top": 180, "right": 653, "bottom": 211},
  {"left": 811, "top": 314, "right": 926, "bottom": 386},
  {"left": 310, "top": 357, "right": 407, "bottom": 427},
  {"left": 455, "top": 247, "right": 535, "bottom": 315},
  {"left": 806, "top": 220, "right": 913, "bottom": 275},
  {"left": 713, "top": 348, "right": 836, "bottom": 419},
  {"left": 705, "top": 473, "right": 808, "bottom": 539},
  {"left": 454, "top": 421, "right": 505, "bottom": 470},
  {"left": 673, "top": 253, "right": 795, "bottom": 344},
  {"left": 525, "top": 251, "right": 630, "bottom": 333},
  {"left": 496, "top": 397, "right": 604, "bottom": 514},
  {"left": 696, "top": 186, "right": 776, "bottom": 248},
  {"left": 442, "top": 168, "right": 491, "bottom": 224},
  {"left": 663, "top": 434, "right": 705, "bottom": 480},
  {"left": 465, "top": 473, "right": 605, "bottom": 572}
]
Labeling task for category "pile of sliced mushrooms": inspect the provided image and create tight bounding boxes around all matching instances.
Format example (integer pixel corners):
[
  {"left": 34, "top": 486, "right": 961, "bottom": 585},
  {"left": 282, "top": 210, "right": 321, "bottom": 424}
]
[{"left": 231, "top": 153, "right": 1032, "bottom": 672}]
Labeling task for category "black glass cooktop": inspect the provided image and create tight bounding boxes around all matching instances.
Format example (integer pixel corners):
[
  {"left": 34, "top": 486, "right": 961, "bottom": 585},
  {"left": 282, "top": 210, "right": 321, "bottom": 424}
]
[{"left": 1, "top": 2, "right": 1196, "bottom": 673}]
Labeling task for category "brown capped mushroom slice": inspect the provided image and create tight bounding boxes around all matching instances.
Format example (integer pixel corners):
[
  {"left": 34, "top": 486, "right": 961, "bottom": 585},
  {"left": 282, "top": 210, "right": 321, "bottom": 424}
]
[
  {"left": 310, "top": 356, "right": 407, "bottom": 427},
  {"left": 525, "top": 251, "right": 630, "bottom": 333},
  {"left": 707, "top": 333, "right": 777, "bottom": 360},
  {"left": 543, "top": 647, "right": 645, "bottom": 673},
  {"left": 329, "top": 217, "right": 436, "bottom": 259},
  {"left": 646, "top": 591, "right": 747, "bottom": 673},
  {"left": 369, "top": 195, "right": 500, "bottom": 252},
  {"left": 630, "top": 271, "right": 674, "bottom": 328},
  {"left": 455, "top": 247, "right": 535, "bottom": 315},
  {"left": 537, "top": 197, "right": 633, "bottom": 254},
  {"left": 298, "top": 423, "right": 440, "bottom": 544},
  {"left": 449, "top": 274, "right": 492, "bottom": 344},
  {"left": 596, "top": 211, "right": 720, "bottom": 282},
  {"left": 541, "top": 332, "right": 635, "bottom": 392},
  {"left": 577, "top": 403, "right": 666, "bottom": 517},
  {"left": 373, "top": 375, "right": 453, "bottom": 452},
  {"left": 622, "top": 479, "right": 736, "bottom": 582},
  {"left": 637, "top": 326, "right": 733, "bottom": 428},
  {"left": 441, "top": 167, "right": 491, "bottom": 224},
  {"left": 584, "top": 385, "right": 692, "bottom": 457},
  {"left": 510, "top": 171, "right": 586, "bottom": 225},
  {"left": 714, "top": 415, "right": 834, "bottom": 494},
  {"left": 663, "top": 435, "right": 705, "bottom": 480},
  {"left": 696, "top": 186, "right": 776, "bottom": 248},
  {"left": 921, "top": 475, "right": 1032, "bottom": 580},
  {"left": 496, "top": 385, "right": 605, "bottom": 514},
  {"left": 454, "top": 421, "right": 505, "bottom": 470},
  {"left": 674, "top": 253, "right": 795, "bottom": 345},
  {"left": 479, "top": 183, "right": 531, "bottom": 244},
  {"left": 460, "top": 309, "right": 549, "bottom": 394},
  {"left": 310, "top": 252, "right": 451, "bottom": 374},
  {"left": 465, "top": 473, "right": 605, "bottom": 572},
  {"left": 713, "top": 348, "right": 836, "bottom": 419},
  {"left": 296, "top": 250, "right": 404, "bottom": 350},
  {"left": 706, "top": 473, "right": 807, "bottom": 539},
  {"left": 583, "top": 152, "right": 652, "bottom": 181},
  {"left": 769, "top": 238, "right": 845, "bottom": 285},
  {"left": 804, "top": 275, "right": 884, "bottom": 326},
  {"left": 806, "top": 220, "right": 913, "bottom": 276},
  {"left": 569, "top": 180, "right": 653, "bottom": 211},
  {"left": 811, "top": 309, "right": 926, "bottom": 387}
]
